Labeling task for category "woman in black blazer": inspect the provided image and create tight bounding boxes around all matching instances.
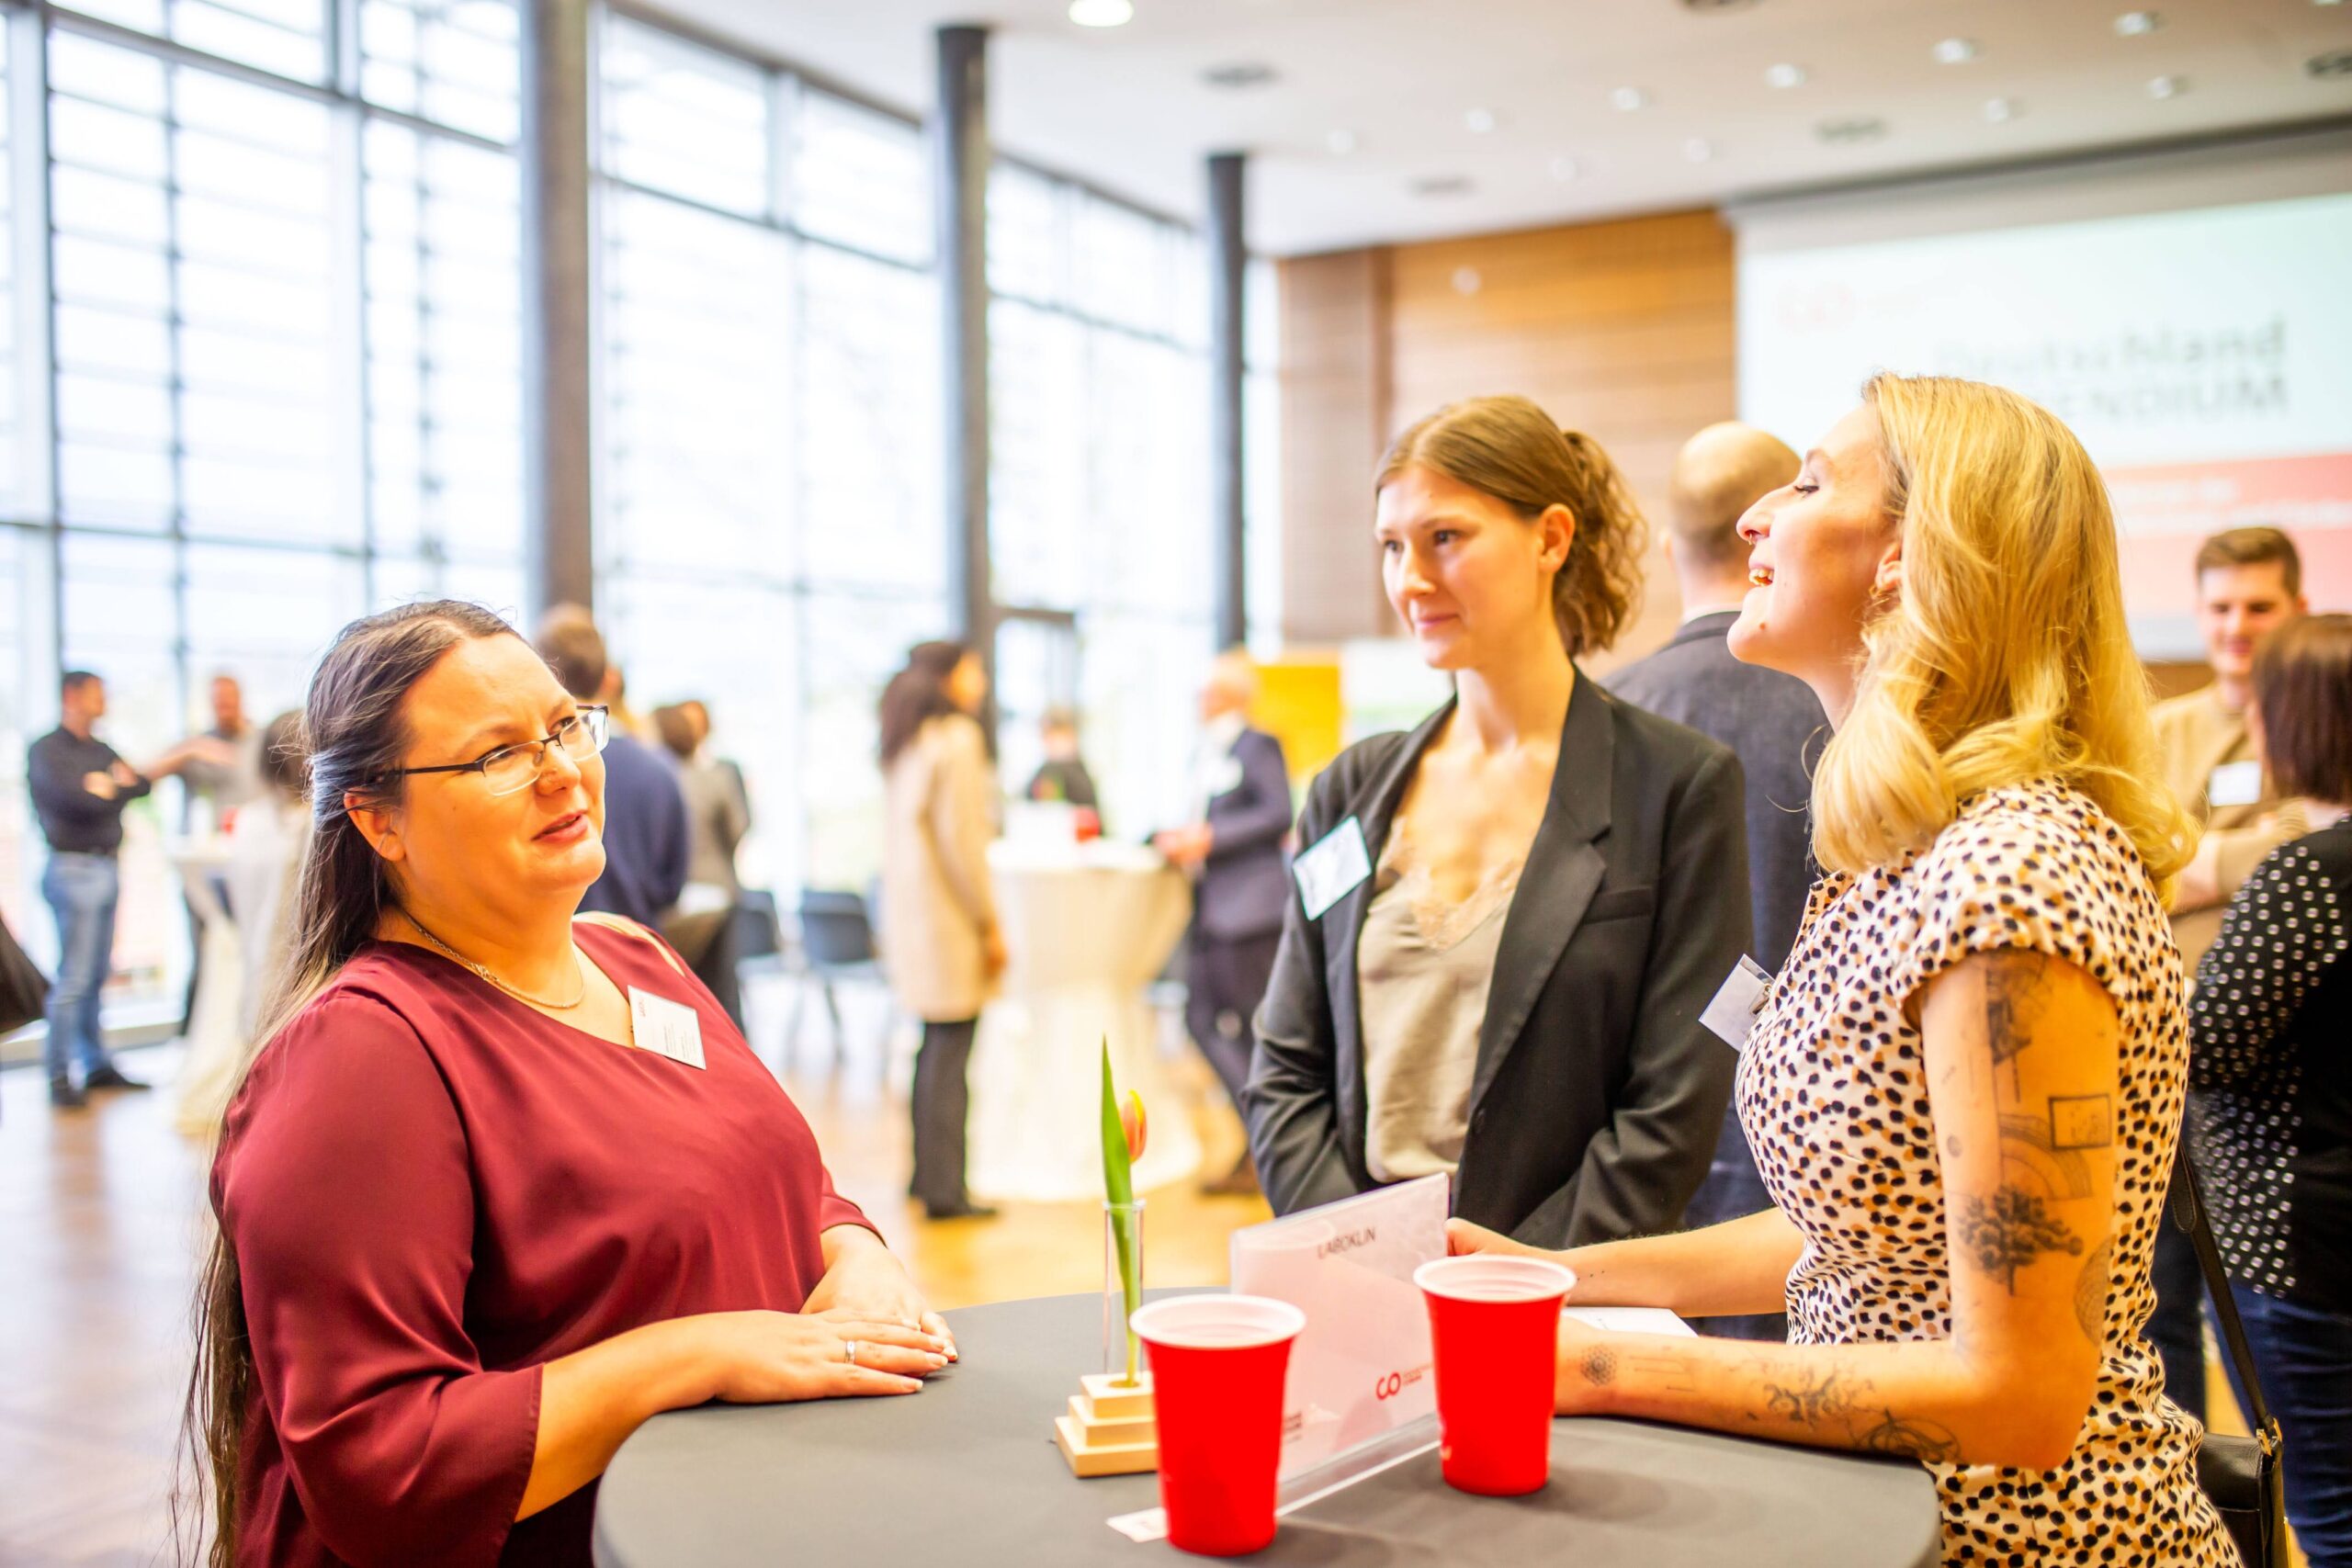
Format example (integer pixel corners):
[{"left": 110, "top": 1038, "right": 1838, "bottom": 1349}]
[{"left": 1243, "top": 396, "right": 1751, "bottom": 1248}]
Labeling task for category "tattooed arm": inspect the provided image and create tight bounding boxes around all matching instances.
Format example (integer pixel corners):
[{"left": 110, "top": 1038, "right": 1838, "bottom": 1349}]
[
  {"left": 1446, "top": 1207, "right": 1804, "bottom": 1318},
  {"left": 1544, "top": 950, "right": 2120, "bottom": 1474}
]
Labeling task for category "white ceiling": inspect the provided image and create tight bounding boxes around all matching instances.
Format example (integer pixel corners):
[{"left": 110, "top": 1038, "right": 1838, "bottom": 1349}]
[{"left": 651, "top": 0, "right": 2352, "bottom": 254}]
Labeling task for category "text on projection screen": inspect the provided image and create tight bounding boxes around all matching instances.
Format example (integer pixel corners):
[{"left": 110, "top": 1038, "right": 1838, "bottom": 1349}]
[{"left": 1736, "top": 192, "right": 2352, "bottom": 658}]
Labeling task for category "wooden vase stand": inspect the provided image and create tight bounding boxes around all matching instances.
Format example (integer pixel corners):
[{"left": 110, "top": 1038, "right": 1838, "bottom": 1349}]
[{"left": 1054, "top": 1371, "right": 1159, "bottom": 1477}]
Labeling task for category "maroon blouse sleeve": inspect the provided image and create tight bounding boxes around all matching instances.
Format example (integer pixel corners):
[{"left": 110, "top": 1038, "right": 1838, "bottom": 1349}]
[
  {"left": 218, "top": 990, "right": 540, "bottom": 1568},
  {"left": 815, "top": 1158, "right": 877, "bottom": 1238}
]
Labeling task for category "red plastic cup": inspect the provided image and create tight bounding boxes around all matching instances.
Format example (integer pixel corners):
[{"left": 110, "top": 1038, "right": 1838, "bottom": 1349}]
[
  {"left": 1414, "top": 1255, "right": 1576, "bottom": 1496},
  {"left": 1131, "top": 1293, "right": 1307, "bottom": 1557}
]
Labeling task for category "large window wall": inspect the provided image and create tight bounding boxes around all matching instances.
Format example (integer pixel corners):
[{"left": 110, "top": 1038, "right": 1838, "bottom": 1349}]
[
  {"left": 0, "top": 0, "right": 1277, "bottom": 1041},
  {"left": 593, "top": 14, "right": 946, "bottom": 897},
  {"left": 594, "top": 14, "right": 1252, "bottom": 894},
  {"left": 2, "top": 0, "right": 525, "bottom": 1018}
]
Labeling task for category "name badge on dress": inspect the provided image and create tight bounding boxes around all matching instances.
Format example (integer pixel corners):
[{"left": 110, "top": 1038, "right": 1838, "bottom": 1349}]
[
  {"left": 2207, "top": 759, "right": 2263, "bottom": 809},
  {"left": 629, "top": 987, "right": 706, "bottom": 1069},
  {"left": 1700, "top": 955, "right": 1774, "bottom": 1052},
  {"left": 1293, "top": 815, "right": 1373, "bottom": 920}
]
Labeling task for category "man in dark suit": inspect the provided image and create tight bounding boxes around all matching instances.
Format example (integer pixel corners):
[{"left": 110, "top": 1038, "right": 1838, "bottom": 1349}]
[
  {"left": 1605, "top": 422, "right": 1824, "bottom": 1338},
  {"left": 534, "top": 607, "right": 689, "bottom": 931},
  {"left": 1156, "top": 651, "right": 1292, "bottom": 1196}
]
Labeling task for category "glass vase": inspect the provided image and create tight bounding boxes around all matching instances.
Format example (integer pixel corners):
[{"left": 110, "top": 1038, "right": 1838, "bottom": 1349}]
[{"left": 1103, "top": 1197, "right": 1147, "bottom": 1384}]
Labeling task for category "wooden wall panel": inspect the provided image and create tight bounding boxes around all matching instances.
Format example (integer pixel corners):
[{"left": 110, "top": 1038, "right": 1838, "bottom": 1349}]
[
  {"left": 1276, "top": 248, "right": 1394, "bottom": 643},
  {"left": 1276, "top": 208, "right": 1739, "bottom": 665}
]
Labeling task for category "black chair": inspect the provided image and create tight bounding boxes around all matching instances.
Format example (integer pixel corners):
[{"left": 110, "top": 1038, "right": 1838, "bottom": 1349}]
[{"left": 792, "top": 889, "right": 885, "bottom": 1059}]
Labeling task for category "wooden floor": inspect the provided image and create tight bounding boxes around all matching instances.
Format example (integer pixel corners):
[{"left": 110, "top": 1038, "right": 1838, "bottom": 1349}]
[{"left": 0, "top": 984, "right": 1270, "bottom": 1567}]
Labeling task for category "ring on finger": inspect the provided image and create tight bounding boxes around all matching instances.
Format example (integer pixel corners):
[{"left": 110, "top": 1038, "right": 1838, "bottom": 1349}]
[{"left": 845, "top": 1339, "right": 861, "bottom": 1367}]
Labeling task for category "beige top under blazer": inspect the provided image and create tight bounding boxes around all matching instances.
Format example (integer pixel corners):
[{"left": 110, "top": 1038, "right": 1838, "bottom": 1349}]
[{"left": 880, "top": 713, "right": 1001, "bottom": 1022}]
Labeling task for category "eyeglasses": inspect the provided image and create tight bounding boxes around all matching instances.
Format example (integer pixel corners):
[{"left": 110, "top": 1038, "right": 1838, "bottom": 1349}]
[{"left": 390, "top": 706, "right": 610, "bottom": 797}]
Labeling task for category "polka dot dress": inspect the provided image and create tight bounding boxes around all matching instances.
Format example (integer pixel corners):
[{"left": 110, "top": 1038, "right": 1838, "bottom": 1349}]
[
  {"left": 1738, "top": 779, "right": 2233, "bottom": 1566},
  {"left": 2188, "top": 820, "right": 2352, "bottom": 1307}
]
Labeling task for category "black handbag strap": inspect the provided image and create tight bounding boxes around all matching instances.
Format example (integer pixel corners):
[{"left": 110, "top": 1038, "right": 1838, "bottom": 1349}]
[{"left": 2172, "top": 1150, "right": 2280, "bottom": 1448}]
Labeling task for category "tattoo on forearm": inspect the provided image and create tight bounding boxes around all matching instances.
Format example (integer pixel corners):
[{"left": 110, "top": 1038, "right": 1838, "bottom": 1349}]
[
  {"left": 1958, "top": 1187, "right": 2086, "bottom": 1292},
  {"left": 2075, "top": 1236, "right": 2112, "bottom": 1344},
  {"left": 1763, "top": 1365, "right": 1865, "bottom": 1425},
  {"left": 1852, "top": 1409, "right": 1962, "bottom": 1464},
  {"left": 1578, "top": 1348, "right": 1617, "bottom": 1387},
  {"left": 1747, "top": 1360, "right": 1962, "bottom": 1464}
]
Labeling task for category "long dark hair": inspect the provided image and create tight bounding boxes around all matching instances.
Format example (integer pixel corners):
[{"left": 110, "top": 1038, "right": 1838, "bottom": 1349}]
[
  {"left": 877, "top": 640, "right": 972, "bottom": 766},
  {"left": 178, "top": 599, "right": 519, "bottom": 1567}
]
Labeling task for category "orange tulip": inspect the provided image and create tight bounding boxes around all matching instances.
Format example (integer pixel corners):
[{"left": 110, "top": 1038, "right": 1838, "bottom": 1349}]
[{"left": 1121, "top": 1090, "right": 1148, "bottom": 1162}]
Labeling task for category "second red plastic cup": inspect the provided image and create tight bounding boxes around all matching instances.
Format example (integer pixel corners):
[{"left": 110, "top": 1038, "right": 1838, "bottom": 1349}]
[
  {"left": 1130, "top": 1293, "right": 1307, "bottom": 1557},
  {"left": 1414, "top": 1255, "right": 1576, "bottom": 1496}
]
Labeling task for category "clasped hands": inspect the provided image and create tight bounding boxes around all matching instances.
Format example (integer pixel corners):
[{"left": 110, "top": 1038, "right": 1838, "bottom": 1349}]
[{"left": 698, "top": 1232, "right": 958, "bottom": 1404}]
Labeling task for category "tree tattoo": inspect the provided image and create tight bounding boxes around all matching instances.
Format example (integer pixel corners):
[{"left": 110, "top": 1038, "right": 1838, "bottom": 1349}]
[
  {"left": 1578, "top": 1348, "right": 1618, "bottom": 1387},
  {"left": 1959, "top": 1186, "right": 2086, "bottom": 1292}
]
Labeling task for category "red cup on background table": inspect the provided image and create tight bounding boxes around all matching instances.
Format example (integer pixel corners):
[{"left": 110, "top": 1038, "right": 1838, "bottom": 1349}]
[
  {"left": 1130, "top": 1294, "right": 1307, "bottom": 1557},
  {"left": 1413, "top": 1255, "right": 1576, "bottom": 1496}
]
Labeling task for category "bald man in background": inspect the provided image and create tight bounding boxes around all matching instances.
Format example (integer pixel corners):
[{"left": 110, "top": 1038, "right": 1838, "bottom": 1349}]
[{"left": 1605, "top": 423, "right": 1826, "bottom": 1340}]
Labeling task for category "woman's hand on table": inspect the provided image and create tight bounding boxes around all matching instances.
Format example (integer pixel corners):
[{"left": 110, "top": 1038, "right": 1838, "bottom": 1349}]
[
  {"left": 692, "top": 1311, "right": 950, "bottom": 1403},
  {"left": 807, "top": 1225, "right": 957, "bottom": 1359}
]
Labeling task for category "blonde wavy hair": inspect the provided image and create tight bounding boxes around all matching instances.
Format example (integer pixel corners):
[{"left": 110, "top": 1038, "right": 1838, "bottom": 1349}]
[
  {"left": 1378, "top": 395, "right": 1646, "bottom": 658},
  {"left": 1811, "top": 374, "right": 2194, "bottom": 889}
]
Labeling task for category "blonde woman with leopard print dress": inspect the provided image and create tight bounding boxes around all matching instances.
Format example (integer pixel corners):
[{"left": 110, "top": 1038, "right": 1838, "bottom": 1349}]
[{"left": 1453, "top": 374, "right": 2233, "bottom": 1566}]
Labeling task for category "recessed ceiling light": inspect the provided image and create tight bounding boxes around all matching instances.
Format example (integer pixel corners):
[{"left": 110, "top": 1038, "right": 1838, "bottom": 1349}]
[
  {"left": 2147, "top": 73, "right": 2186, "bottom": 97},
  {"left": 1464, "top": 108, "right": 1498, "bottom": 134},
  {"left": 1764, "top": 62, "right": 1808, "bottom": 89},
  {"left": 2114, "top": 10, "right": 2161, "bottom": 35},
  {"left": 1200, "top": 62, "right": 1278, "bottom": 89},
  {"left": 1067, "top": 0, "right": 1133, "bottom": 25},
  {"left": 1815, "top": 116, "right": 1889, "bottom": 144},
  {"left": 1611, "top": 86, "right": 1651, "bottom": 111},
  {"left": 1683, "top": 137, "right": 1714, "bottom": 163},
  {"left": 1934, "top": 38, "right": 1979, "bottom": 64},
  {"left": 1325, "top": 129, "right": 1358, "bottom": 155},
  {"left": 1983, "top": 96, "right": 2018, "bottom": 122},
  {"left": 1410, "top": 174, "right": 1475, "bottom": 197}
]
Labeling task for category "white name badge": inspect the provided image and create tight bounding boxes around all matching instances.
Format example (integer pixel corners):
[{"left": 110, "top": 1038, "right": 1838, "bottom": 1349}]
[
  {"left": 628, "top": 987, "right": 705, "bottom": 1069},
  {"left": 2208, "top": 759, "right": 2264, "bottom": 809},
  {"left": 1700, "top": 955, "right": 1774, "bottom": 1052},
  {"left": 1293, "top": 816, "right": 1373, "bottom": 919}
]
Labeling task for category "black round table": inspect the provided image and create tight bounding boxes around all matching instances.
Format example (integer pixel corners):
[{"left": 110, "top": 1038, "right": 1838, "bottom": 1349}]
[{"left": 594, "top": 1291, "right": 1941, "bottom": 1567}]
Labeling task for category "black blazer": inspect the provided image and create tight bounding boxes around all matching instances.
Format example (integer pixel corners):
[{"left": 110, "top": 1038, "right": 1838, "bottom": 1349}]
[
  {"left": 1242, "top": 671, "right": 1751, "bottom": 1248},
  {"left": 1198, "top": 727, "right": 1293, "bottom": 942}
]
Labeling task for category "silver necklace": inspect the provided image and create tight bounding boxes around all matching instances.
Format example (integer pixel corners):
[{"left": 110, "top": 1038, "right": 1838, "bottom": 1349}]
[{"left": 401, "top": 910, "right": 588, "bottom": 1010}]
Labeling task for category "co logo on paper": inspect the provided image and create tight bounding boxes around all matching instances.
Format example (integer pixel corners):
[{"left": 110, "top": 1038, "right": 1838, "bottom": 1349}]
[{"left": 1374, "top": 1364, "right": 1431, "bottom": 1402}]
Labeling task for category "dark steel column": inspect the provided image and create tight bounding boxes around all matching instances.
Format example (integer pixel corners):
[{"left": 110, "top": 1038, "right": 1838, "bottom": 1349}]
[
  {"left": 934, "top": 25, "right": 992, "bottom": 700},
  {"left": 1206, "top": 151, "right": 1248, "bottom": 650},
  {"left": 520, "top": 0, "right": 595, "bottom": 618}
]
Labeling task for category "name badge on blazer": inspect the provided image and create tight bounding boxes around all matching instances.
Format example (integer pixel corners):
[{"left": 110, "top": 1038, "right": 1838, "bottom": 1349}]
[
  {"left": 629, "top": 987, "right": 706, "bottom": 1068},
  {"left": 1293, "top": 816, "right": 1373, "bottom": 920},
  {"left": 2207, "top": 759, "right": 2263, "bottom": 809}
]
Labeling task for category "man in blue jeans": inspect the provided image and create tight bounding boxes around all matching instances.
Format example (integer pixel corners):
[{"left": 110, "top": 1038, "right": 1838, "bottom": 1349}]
[{"left": 28, "top": 671, "right": 208, "bottom": 1109}]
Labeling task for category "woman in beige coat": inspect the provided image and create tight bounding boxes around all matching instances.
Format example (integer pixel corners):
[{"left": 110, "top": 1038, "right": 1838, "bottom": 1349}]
[{"left": 878, "top": 641, "right": 1004, "bottom": 1220}]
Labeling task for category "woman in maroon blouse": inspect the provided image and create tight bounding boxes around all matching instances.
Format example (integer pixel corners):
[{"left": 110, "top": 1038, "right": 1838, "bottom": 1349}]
[{"left": 185, "top": 602, "right": 953, "bottom": 1567}]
